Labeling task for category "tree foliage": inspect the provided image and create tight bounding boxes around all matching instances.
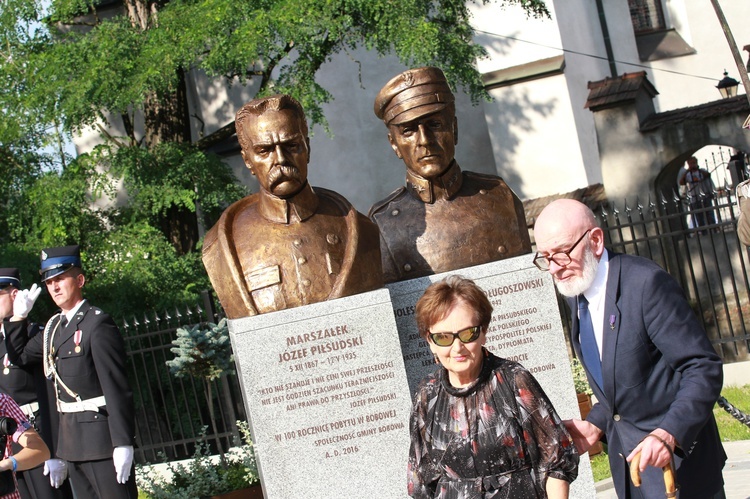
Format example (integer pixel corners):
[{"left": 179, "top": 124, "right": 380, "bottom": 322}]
[
  {"left": 167, "top": 319, "right": 234, "bottom": 382},
  {"left": 3, "top": 0, "right": 549, "bottom": 142},
  {"left": 0, "top": 0, "right": 549, "bottom": 318}
]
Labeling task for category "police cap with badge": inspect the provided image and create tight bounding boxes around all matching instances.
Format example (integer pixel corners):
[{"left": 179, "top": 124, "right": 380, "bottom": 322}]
[
  {"left": 373, "top": 66, "right": 455, "bottom": 126},
  {"left": 0, "top": 268, "right": 20, "bottom": 291},
  {"left": 40, "top": 245, "right": 82, "bottom": 282}
]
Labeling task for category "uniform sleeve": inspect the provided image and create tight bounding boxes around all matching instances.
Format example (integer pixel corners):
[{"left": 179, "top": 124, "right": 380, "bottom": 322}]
[
  {"left": 90, "top": 314, "right": 135, "bottom": 448},
  {"left": 512, "top": 366, "right": 579, "bottom": 485},
  {"left": 407, "top": 388, "right": 440, "bottom": 499},
  {"left": 3, "top": 319, "right": 45, "bottom": 367}
]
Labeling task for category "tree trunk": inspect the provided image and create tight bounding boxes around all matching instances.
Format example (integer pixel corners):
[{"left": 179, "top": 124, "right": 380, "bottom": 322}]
[
  {"left": 143, "top": 69, "right": 192, "bottom": 149},
  {"left": 157, "top": 204, "right": 199, "bottom": 255},
  {"left": 143, "top": 70, "right": 201, "bottom": 254}
]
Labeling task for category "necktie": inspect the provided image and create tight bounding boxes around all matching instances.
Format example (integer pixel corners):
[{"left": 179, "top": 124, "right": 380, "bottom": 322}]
[{"left": 578, "top": 295, "right": 603, "bottom": 389}]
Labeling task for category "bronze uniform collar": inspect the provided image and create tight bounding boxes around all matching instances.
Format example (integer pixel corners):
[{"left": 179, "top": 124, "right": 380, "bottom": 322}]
[
  {"left": 405, "top": 161, "right": 463, "bottom": 204},
  {"left": 258, "top": 182, "right": 319, "bottom": 224}
]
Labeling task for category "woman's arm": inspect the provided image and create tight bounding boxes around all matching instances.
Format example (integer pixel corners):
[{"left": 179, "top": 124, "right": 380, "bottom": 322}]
[
  {"left": 512, "top": 365, "right": 579, "bottom": 484},
  {"left": 545, "top": 476, "right": 570, "bottom": 499},
  {"left": 0, "top": 427, "right": 50, "bottom": 471}
]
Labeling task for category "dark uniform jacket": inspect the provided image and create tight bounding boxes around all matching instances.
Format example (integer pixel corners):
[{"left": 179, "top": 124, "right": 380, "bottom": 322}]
[
  {"left": 0, "top": 320, "right": 73, "bottom": 499},
  {"left": 0, "top": 321, "right": 56, "bottom": 445},
  {"left": 368, "top": 162, "right": 531, "bottom": 283},
  {"left": 6, "top": 302, "right": 136, "bottom": 462},
  {"left": 203, "top": 182, "right": 383, "bottom": 319},
  {"left": 567, "top": 252, "right": 725, "bottom": 499}
]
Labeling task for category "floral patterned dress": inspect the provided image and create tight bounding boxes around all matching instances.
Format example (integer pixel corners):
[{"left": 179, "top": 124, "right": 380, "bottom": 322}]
[{"left": 407, "top": 351, "right": 578, "bottom": 498}]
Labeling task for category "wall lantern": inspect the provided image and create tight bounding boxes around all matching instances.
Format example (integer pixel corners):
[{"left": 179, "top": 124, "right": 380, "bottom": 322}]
[{"left": 716, "top": 70, "right": 740, "bottom": 98}]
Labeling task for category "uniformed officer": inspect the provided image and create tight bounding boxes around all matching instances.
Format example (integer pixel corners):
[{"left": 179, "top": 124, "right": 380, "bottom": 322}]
[
  {"left": 0, "top": 268, "right": 73, "bottom": 499},
  {"left": 368, "top": 67, "right": 532, "bottom": 283},
  {"left": 5, "top": 246, "right": 137, "bottom": 498},
  {"left": 203, "top": 94, "right": 383, "bottom": 319}
]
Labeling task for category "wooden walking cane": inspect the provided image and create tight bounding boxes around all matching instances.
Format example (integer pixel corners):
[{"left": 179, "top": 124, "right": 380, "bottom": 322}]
[{"left": 629, "top": 450, "right": 677, "bottom": 498}]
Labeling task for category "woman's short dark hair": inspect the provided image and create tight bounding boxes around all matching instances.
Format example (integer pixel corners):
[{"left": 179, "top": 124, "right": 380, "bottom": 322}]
[{"left": 415, "top": 275, "right": 493, "bottom": 339}]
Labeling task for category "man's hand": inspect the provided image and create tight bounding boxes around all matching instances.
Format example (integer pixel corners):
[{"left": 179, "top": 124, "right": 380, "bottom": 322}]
[
  {"left": 12, "top": 283, "right": 41, "bottom": 320},
  {"left": 113, "top": 445, "right": 134, "bottom": 484},
  {"left": 563, "top": 419, "right": 603, "bottom": 454},
  {"left": 626, "top": 428, "right": 676, "bottom": 471},
  {"left": 43, "top": 459, "right": 68, "bottom": 488}
]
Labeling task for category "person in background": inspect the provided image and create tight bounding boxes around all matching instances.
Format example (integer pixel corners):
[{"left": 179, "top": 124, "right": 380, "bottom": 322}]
[
  {"left": 735, "top": 177, "right": 750, "bottom": 245},
  {"left": 0, "top": 268, "right": 73, "bottom": 498},
  {"left": 5, "top": 246, "right": 137, "bottom": 498},
  {"left": 533, "top": 199, "right": 725, "bottom": 498},
  {"left": 407, "top": 275, "right": 578, "bottom": 498},
  {"left": 677, "top": 156, "right": 716, "bottom": 232}
]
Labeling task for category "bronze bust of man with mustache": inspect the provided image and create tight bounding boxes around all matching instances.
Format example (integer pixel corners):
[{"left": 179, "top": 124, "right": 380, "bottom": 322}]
[
  {"left": 368, "top": 67, "right": 531, "bottom": 283},
  {"left": 203, "top": 94, "right": 383, "bottom": 318}
]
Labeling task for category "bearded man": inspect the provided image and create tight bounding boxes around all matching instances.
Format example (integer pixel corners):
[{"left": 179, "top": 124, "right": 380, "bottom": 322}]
[
  {"left": 532, "top": 199, "right": 725, "bottom": 499},
  {"left": 203, "top": 94, "right": 383, "bottom": 319}
]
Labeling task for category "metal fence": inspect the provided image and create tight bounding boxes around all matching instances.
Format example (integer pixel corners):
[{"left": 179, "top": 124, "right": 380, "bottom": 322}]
[
  {"left": 119, "top": 291, "right": 244, "bottom": 464},
  {"left": 592, "top": 188, "right": 750, "bottom": 362}
]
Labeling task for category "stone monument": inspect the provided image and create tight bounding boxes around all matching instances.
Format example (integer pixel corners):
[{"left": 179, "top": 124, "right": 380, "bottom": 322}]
[{"left": 228, "top": 289, "right": 412, "bottom": 498}]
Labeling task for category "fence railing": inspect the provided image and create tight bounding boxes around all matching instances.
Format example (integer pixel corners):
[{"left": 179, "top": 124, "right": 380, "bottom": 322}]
[
  {"left": 593, "top": 188, "right": 750, "bottom": 361},
  {"left": 119, "top": 291, "right": 243, "bottom": 464}
]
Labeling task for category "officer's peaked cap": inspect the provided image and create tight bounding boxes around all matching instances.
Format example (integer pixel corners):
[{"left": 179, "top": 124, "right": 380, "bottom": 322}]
[
  {"left": 374, "top": 67, "right": 455, "bottom": 126},
  {"left": 40, "top": 245, "right": 81, "bottom": 282},
  {"left": 0, "top": 268, "right": 20, "bottom": 290}
]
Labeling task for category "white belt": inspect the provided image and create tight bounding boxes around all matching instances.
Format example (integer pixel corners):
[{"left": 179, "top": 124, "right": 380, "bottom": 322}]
[
  {"left": 19, "top": 402, "right": 39, "bottom": 418},
  {"left": 57, "top": 396, "right": 106, "bottom": 413}
]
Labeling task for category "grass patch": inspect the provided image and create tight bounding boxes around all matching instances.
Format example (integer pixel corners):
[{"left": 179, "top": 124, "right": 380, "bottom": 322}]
[
  {"left": 714, "top": 385, "right": 750, "bottom": 441},
  {"left": 589, "top": 384, "right": 750, "bottom": 482},
  {"left": 590, "top": 452, "right": 612, "bottom": 482}
]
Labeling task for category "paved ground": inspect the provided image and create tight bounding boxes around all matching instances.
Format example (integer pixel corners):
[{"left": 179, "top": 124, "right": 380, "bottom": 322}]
[{"left": 595, "top": 440, "right": 750, "bottom": 499}]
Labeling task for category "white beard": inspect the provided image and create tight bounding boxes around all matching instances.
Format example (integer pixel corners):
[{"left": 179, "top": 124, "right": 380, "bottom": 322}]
[{"left": 555, "top": 245, "right": 599, "bottom": 297}]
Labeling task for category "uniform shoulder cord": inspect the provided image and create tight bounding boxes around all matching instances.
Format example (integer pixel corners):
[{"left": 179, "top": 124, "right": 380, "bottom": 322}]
[{"left": 43, "top": 314, "right": 82, "bottom": 403}]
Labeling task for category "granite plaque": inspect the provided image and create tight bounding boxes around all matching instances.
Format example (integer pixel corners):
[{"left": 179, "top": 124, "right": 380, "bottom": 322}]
[
  {"left": 387, "top": 256, "right": 597, "bottom": 498},
  {"left": 228, "top": 288, "right": 412, "bottom": 498}
]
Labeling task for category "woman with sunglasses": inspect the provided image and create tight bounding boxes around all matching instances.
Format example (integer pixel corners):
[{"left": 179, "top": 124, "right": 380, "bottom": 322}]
[{"left": 407, "top": 275, "right": 578, "bottom": 499}]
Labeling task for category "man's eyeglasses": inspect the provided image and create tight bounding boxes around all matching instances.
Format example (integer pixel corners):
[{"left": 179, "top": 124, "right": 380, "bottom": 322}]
[
  {"left": 429, "top": 326, "right": 482, "bottom": 347},
  {"left": 533, "top": 229, "right": 591, "bottom": 271}
]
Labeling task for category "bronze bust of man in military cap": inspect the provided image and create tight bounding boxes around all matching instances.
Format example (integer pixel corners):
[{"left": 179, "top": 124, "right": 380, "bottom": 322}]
[
  {"left": 368, "top": 67, "right": 531, "bottom": 283},
  {"left": 203, "top": 94, "right": 383, "bottom": 319}
]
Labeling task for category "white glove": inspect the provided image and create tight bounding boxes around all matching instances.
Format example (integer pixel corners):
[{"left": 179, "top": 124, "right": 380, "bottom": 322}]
[
  {"left": 43, "top": 459, "right": 68, "bottom": 488},
  {"left": 13, "top": 283, "right": 41, "bottom": 319},
  {"left": 112, "top": 445, "right": 134, "bottom": 484}
]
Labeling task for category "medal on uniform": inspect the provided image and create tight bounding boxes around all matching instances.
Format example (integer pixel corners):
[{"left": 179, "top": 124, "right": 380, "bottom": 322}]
[
  {"left": 3, "top": 354, "right": 9, "bottom": 375},
  {"left": 74, "top": 329, "right": 82, "bottom": 353}
]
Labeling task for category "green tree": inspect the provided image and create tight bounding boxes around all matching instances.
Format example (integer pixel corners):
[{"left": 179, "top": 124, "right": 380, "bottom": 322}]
[
  {"left": 167, "top": 319, "right": 234, "bottom": 458},
  {"left": 3, "top": 0, "right": 549, "bottom": 150},
  {"left": 0, "top": 0, "right": 549, "bottom": 316}
]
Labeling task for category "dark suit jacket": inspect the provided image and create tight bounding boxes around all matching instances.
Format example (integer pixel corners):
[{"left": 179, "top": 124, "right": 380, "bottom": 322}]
[
  {"left": 567, "top": 251, "right": 725, "bottom": 499},
  {"left": 5, "top": 302, "right": 135, "bottom": 462}
]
